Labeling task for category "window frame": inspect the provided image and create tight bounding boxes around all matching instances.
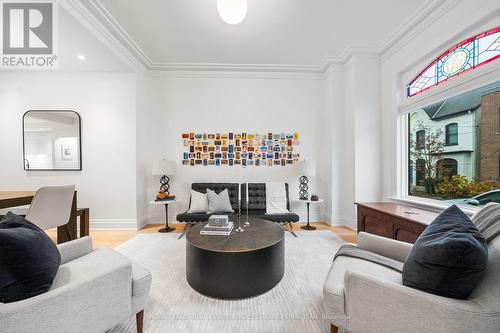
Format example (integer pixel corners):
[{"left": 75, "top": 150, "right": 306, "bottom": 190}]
[
  {"left": 407, "top": 27, "right": 500, "bottom": 97},
  {"left": 398, "top": 67, "right": 500, "bottom": 212},
  {"left": 445, "top": 123, "right": 459, "bottom": 146}
]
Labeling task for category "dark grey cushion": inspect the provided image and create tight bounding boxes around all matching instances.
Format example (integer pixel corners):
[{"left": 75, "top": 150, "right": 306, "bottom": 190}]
[
  {"left": 252, "top": 213, "right": 300, "bottom": 223},
  {"left": 0, "top": 212, "right": 61, "bottom": 303},
  {"left": 403, "top": 205, "right": 488, "bottom": 299},
  {"left": 177, "top": 212, "right": 238, "bottom": 223},
  {"left": 177, "top": 213, "right": 212, "bottom": 223}
]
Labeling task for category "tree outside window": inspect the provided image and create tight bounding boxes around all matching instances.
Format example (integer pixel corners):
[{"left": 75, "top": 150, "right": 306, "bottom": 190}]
[{"left": 410, "top": 122, "right": 445, "bottom": 194}]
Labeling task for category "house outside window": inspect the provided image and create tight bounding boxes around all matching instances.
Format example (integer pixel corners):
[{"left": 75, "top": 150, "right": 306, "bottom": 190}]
[
  {"left": 408, "top": 81, "right": 500, "bottom": 205},
  {"left": 445, "top": 123, "right": 458, "bottom": 146}
]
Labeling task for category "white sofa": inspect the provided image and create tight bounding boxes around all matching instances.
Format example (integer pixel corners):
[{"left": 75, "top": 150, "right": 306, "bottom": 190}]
[
  {"left": 0, "top": 237, "right": 151, "bottom": 333},
  {"left": 323, "top": 231, "right": 500, "bottom": 332}
]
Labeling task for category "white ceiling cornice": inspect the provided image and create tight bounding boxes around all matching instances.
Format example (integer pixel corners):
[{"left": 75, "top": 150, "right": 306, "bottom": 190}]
[
  {"left": 380, "top": 0, "right": 462, "bottom": 62},
  {"left": 60, "top": 0, "right": 450, "bottom": 74}
]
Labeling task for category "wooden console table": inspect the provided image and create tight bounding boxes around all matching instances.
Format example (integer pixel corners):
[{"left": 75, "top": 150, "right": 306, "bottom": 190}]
[{"left": 356, "top": 202, "right": 439, "bottom": 243}]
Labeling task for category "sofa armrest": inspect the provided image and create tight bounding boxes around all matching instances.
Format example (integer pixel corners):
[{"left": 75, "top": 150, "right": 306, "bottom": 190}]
[
  {"left": 0, "top": 249, "right": 132, "bottom": 333},
  {"left": 57, "top": 236, "right": 93, "bottom": 264},
  {"left": 356, "top": 232, "right": 413, "bottom": 263},
  {"left": 344, "top": 271, "right": 497, "bottom": 332}
]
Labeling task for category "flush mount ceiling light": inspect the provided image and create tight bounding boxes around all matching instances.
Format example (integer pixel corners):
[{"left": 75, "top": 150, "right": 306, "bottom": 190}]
[{"left": 217, "top": 0, "right": 247, "bottom": 25}]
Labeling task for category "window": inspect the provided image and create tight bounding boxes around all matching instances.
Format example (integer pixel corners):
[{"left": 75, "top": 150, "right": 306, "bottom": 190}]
[
  {"left": 445, "top": 123, "right": 458, "bottom": 146},
  {"left": 416, "top": 130, "right": 425, "bottom": 149},
  {"left": 437, "top": 158, "right": 458, "bottom": 178},
  {"left": 408, "top": 27, "right": 500, "bottom": 97},
  {"left": 416, "top": 159, "right": 425, "bottom": 186},
  {"left": 407, "top": 82, "right": 500, "bottom": 205},
  {"left": 498, "top": 107, "right": 500, "bottom": 134}
]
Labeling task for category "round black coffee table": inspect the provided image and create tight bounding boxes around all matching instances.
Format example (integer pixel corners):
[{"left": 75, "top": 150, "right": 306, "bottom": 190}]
[{"left": 186, "top": 217, "right": 285, "bottom": 299}]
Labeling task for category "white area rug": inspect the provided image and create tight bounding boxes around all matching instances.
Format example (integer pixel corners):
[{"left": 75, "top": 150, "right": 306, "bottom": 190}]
[{"left": 111, "top": 230, "right": 344, "bottom": 333}]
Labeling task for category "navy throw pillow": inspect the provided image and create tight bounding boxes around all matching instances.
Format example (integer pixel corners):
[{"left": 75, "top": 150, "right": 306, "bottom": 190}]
[
  {"left": 403, "top": 205, "right": 488, "bottom": 299},
  {"left": 0, "top": 212, "right": 61, "bottom": 303}
]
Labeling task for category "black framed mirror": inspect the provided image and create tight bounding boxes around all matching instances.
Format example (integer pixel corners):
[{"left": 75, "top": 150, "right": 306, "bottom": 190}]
[{"left": 23, "top": 110, "right": 82, "bottom": 171}]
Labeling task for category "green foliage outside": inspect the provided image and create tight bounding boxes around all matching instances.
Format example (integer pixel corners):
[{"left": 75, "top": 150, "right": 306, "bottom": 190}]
[{"left": 437, "top": 175, "right": 495, "bottom": 199}]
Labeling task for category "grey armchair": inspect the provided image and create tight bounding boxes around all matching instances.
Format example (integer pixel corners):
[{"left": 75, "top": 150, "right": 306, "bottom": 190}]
[
  {"left": 323, "top": 231, "right": 500, "bottom": 333},
  {"left": 0, "top": 237, "right": 151, "bottom": 333}
]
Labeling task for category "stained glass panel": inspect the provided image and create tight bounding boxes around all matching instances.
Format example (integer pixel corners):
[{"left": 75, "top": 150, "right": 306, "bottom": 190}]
[{"left": 408, "top": 27, "right": 500, "bottom": 97}]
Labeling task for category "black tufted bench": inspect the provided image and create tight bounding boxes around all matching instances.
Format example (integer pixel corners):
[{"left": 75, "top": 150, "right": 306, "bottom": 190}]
[{"left": 176, "top": 182, "right": 300, "bottom": 238}]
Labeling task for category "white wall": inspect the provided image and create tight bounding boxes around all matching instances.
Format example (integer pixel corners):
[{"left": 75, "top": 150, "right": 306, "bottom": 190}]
[
  {"left": 380, "top": 0, "right": 500, "bottom": 200},
  {"left": 326, "top": 56, "right": 383, "bottom": 229},
  {"left": 0, "top": 72, "right": 138, "bottom": 228},
  {"left": 138, "top": 74, "right": 328, "bottom": 224}
]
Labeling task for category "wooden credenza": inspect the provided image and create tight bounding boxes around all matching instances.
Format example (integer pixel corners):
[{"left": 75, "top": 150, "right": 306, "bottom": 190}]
[{"left": 356, "top": 202, "right": 439, "bottom": 243}]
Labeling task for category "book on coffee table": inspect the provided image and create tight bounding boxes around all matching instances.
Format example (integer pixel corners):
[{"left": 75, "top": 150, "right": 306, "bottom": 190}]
[{"left": 200, "top": 222, "right": 234, "bottom": 236}]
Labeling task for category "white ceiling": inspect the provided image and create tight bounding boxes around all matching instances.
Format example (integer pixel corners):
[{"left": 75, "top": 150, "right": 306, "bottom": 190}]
[
  {"left": 94, "top": 0, "right": 429, "bottom": 68},
  {"left": 58, "top": 5, "right": 131, "bottom": 71}
]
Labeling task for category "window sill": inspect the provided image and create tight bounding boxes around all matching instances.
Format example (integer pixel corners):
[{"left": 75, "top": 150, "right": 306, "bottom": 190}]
[{"left": 388, "top": 196, "right": 479, "bottom": 217}]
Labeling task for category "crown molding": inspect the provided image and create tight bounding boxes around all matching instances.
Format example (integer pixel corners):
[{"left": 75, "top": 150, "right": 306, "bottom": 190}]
[
  {"left": 145, "top": 46, "right": 380, "bottom": 77},
  {"left": 145, "top": 69, "right": 327, "bottom": 80},
  {"left": 59, "top": 0, "right": 148, "bottom": 72},
  {"left": 62, "top": 0, "right": 447, "bottom": 74},
  {"left": 380, "top": 0, "right": 462, "bottom": 62}
]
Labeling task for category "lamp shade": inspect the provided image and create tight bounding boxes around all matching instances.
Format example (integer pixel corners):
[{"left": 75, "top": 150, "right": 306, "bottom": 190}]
[
  {"left": 152, "top": 159, "right": 176, "bottom": 176},
  {"left": 298, "top": 160, "right": 316, "bottom": 177}
]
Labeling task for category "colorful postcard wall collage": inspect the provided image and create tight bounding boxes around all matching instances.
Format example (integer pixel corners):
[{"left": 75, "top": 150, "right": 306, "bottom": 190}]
[{"left": 181, "top": 132, "right": 300, "bottom": 167}]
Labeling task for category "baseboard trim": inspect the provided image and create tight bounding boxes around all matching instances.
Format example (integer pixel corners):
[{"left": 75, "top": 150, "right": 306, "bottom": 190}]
[
  {"left": 90, "top": 219, "right": 138, "bottom": 230},
  {"left": 329, "top": 217, "right": 357, "bottom": 231},
  {"left": 87, "top": 217, "right": 356, "bottom": 231}
]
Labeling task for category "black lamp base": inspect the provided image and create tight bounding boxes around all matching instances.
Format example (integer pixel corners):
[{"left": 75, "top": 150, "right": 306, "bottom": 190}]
[
  {"left": 159, "top": 226, "right": 176, "bottom": 233},
  {"left": 160, "top": 175, "right": 170, "bottom": 193},
  {"left": 299, "top": 175, "right": 309, "bottom": 200},
  {"left": 301, "top": 224, "right": 316, "bottom": 230}
]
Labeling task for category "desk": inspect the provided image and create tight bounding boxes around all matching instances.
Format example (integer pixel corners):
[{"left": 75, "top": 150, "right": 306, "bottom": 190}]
[
  {"left": 0, "top": 191, "right": 78, "bottom": 244},
  {"left": 0, "top": 191, "right": 35, "bottom": 208}
]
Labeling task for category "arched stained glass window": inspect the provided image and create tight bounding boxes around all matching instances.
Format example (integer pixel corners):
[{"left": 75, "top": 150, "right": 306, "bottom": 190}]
[{"left": 408, "top": 27, "right": 500, "bottom": 97}]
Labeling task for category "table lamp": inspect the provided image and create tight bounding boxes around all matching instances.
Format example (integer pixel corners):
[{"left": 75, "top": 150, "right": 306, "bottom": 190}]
[
  {"left": 298, "top": 160, "right": 315, "bottom": 200},
  {"left": 152, "top": 159, "right": 176, "bottom": 200}
]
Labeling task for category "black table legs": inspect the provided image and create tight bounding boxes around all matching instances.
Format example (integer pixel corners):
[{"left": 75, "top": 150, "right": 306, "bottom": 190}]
[
  {"left": 159, "top": 203, "right": 175, "bottom": 233},
  {"left": 301, "top": 202, "right": 316, "bottom": 230}
]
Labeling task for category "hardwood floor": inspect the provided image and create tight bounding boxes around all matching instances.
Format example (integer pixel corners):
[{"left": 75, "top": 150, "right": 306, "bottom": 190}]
[{"left": 46, "top": 222, "right": 357, "bottom": 247}]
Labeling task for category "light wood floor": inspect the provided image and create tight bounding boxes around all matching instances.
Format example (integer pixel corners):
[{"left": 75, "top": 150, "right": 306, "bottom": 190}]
[{"left": 47, "top": 222, "right": 357, "bottom": 247}]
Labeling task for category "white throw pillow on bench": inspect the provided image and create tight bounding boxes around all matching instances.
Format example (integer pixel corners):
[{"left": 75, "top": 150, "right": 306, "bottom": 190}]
[
  {"left": 265, "top": 182, "right": 289, "bottom": 214},
  {"left": 187, "top": 190, "right": 209, "bottom": 213},
  {"left": 207, "top": 189, "right": 234, "bottom": 214}
]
